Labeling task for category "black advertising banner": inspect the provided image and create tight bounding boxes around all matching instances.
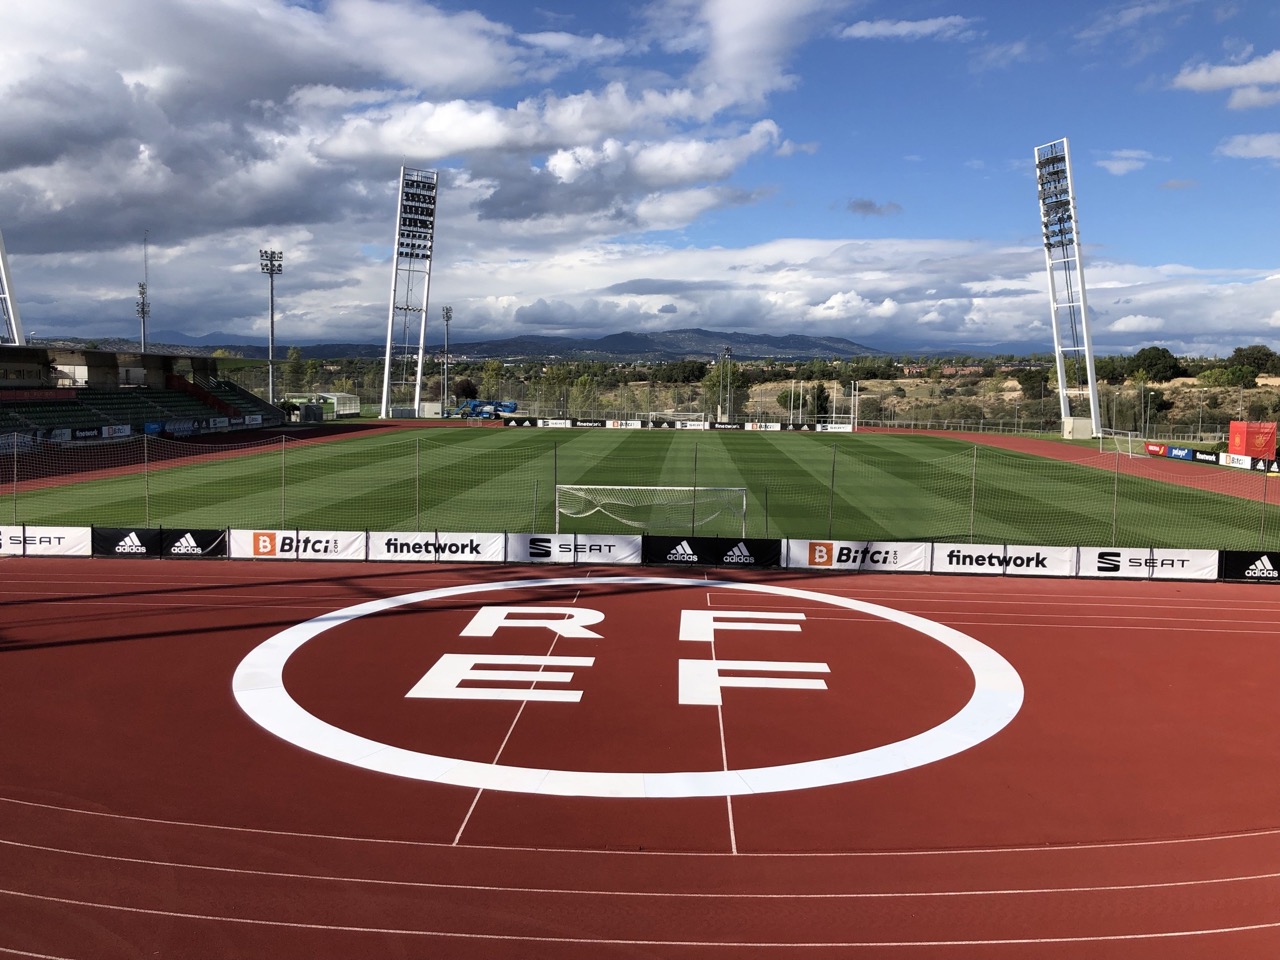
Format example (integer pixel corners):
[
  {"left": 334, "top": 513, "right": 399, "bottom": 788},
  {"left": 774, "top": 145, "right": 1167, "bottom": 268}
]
[
  {"left": 162, "top": 529, "right": 229, "bottom": 558},
  {"left": 92, "top": 527, "right": 165, "bottom": 558},
  {"left": 642, "top": 536, "right": 782, "bottom": 568},
  {"left": 1220, "top": 550, "right": 1280, "bottom": 582}
]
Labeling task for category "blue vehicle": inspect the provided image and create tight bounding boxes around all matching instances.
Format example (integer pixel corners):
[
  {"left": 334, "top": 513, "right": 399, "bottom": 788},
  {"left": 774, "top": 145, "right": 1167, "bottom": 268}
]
[{"left": 442, "top": 399, "right": 518, "bottom": 419}]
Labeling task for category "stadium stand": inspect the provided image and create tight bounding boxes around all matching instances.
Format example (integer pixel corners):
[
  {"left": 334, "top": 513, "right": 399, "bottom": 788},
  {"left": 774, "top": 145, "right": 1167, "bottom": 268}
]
[{"left": 0, "top": 346, "right": 285, "bottom": 438}]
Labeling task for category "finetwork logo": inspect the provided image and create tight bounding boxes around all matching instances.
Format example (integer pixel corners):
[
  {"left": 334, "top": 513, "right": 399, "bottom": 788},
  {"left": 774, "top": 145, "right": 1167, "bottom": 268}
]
[
  {"left": 723, "top": 542, "right": 755, "bottom": 564},
  {"left": 115, "top": 532, "right": 147, "bottom": 554},
  {"left": 667, "top": 540, "right": 699, "bottom": 561},
  {"left": 945, "top": 549, "right": 1048, "bottom": 570},
  {"left": 383, "top": 537, "right": 482, "bottom": 557},
  {"left": 169, "top": 533, "right": 204, "bottom": 555},
  {"left": 1245, "top": 555, "right": 1279, "bottom": 579}
]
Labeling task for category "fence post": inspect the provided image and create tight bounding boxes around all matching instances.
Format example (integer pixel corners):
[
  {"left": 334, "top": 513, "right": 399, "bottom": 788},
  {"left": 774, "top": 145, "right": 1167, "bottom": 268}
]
[
  {"left": 968, "top": 445, "right": 978, "bottom": 542},
  {"left": 764, "top": 484, "right": 769, "bottom": 539},
  {"left": 691, "top": 441, "right": 699, "bottom": 535},
  {"left": 144, "top": 435, "right": 151, "bottom": 527},
  {"left": 1259, "top": 469, "right": 1269, "bottom": 551},
  {"left": 415, "top": 437, "right": 421, "bottom": 532},
  {"left": 827, "top": 444, "right": 837, "bottom": 538},
  {"left": 10, "top": 439, "right": 17, "bottom": 524},
  {"left": 280, "top": 436, "right": 287, "bottom": 528},
  {"left": 1112, "top": 448, "right": 1120, "bottom": 546}
]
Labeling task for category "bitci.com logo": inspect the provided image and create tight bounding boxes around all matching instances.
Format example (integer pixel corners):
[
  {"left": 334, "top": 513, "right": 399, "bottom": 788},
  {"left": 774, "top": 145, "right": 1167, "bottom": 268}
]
[{"left": 253, "top": 532, "right": 279, "bottom": 557}]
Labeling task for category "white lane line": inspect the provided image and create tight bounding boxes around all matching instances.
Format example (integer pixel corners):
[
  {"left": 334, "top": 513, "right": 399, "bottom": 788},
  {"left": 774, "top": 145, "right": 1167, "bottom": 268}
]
[
  {"left": 4, "top": 836, "right": 1280, "bottom": 898},
  {"left": 4, "top": 795, "right": 1280, "bottom": 858},
  {"left": 2, "top": 886, "right": 1279, "bottom": 947}
]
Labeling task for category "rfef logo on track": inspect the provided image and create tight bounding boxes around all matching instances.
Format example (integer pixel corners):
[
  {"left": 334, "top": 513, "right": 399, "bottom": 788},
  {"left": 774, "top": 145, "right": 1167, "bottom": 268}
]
[{"left": 232, "top": 577, "right": 1023, "bottom": 799}]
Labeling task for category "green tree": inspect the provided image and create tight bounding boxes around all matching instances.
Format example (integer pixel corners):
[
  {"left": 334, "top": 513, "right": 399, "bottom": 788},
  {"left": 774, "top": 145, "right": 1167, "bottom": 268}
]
[
  {"left": 1197, "top": 368, "right": 1233, "bottom": 388},
  {"left": 1227, "top": 344, "right": 1280, "bottom": 376},
  {"left": 480, "top": 359, "right": 504, "bottom": 399},
  {"left": 701, "top": 362, "right": 749, "bottom": 420},
  {"left": 1013, "top": 367, "right": 1050, "bottom": 399},
  {"left": 283, "top": 346, "right": 305, "bottom": 392},
  {"left": 568, "top": 374, "right": 599, "bottom": 416},
  {"left": 1127, "top": 346, "right": 1185, "bottom": 383}
]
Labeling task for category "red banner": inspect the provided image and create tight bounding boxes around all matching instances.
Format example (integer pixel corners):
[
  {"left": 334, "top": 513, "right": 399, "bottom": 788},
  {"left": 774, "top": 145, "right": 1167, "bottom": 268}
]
[{"left": 1229, "top": 421, "right": 1277, "bottom": 458}]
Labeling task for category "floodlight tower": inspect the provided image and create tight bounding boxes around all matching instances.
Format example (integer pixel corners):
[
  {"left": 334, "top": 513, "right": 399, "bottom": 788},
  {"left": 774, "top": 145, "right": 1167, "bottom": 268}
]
[
  {"left": 137, "top": 232, "right": 150, "bottom": 353},
  {"left": 441, "top": 305, "right": 452, "bottom": 409},
  {"left": 380, "top": 166, "right": 438, "bottom": 418},
  {"left": 260, "top": 249, "right": 283, "bottom": 406},
  {"left": 0, "top": 227, "right": 26, "bottom": 346},
  {"left": 1034, "top": 138, "right": 1101, "bottom": 437}
]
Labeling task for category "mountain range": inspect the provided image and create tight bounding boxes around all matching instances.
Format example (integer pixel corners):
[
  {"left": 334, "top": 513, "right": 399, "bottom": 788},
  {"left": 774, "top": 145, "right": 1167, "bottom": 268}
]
[{"left": 37, "top": 327, "right": 1053, "bottom": 360}]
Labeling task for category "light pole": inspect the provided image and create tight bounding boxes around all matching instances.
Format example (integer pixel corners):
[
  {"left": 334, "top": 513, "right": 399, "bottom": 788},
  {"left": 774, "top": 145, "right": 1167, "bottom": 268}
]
[
  {"left": 441, "top": 305, "right": 452, "bottom": 411},
  {"left": 1198, "top": 388, "right": 1205, "bottom": 440},
  {"left": 259, "top": 249, "right": 282, "bottom": 406}
]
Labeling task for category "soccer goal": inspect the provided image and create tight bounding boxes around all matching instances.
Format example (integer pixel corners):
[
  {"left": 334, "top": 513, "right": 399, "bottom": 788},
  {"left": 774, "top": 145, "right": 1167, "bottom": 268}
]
[
  {"left": 555, "top": 485, "right": 747, "bottom": 536},
  {"left": 1098, "top": 428, "right": 1141, "bottom": 457}
]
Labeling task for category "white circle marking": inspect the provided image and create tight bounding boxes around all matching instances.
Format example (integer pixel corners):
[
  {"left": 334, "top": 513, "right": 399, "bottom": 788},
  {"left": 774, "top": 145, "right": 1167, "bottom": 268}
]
[{"left": 232, "top": 577, "right": 1023, "bottom": 797}]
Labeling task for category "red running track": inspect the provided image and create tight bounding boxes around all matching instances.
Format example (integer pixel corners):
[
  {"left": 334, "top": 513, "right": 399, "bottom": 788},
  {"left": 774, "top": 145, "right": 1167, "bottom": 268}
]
[{"left": 2, "top": 559, "right": 1280, "bottom": 958}]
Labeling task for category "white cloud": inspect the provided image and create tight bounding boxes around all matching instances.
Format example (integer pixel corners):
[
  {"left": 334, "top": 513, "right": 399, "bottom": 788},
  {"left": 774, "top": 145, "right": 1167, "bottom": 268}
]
[
  {"left": 839, "top": 17, "right": 979, "bottom": 42},
  {"left": 1096, "top": 149, "right": 1165, "bottom": 175},
  {"left": 1109, "top": 314, "right": 1165, "bottom": 333},
  {"left": 1172, "top": 48, "right": 1280, "bottom": 108},
  {"left": 1215, "top": 133, "right": 1280, "bottom": 160}
]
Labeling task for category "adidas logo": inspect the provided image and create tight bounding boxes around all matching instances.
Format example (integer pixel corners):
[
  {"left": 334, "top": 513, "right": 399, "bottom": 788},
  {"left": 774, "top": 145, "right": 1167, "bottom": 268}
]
[
  {"left": 667, "top": 539, "right": 699, "bottom": 561},
  {"left": 170, "top": 533, "right": 204, "bottom": 555},
  {"left": 114, "top": 532, "right": 147, "bottom": 554},
  {"left": 1245, "top": 556, "right": 1279, "bottom": 579},
  {"left": 723, "top": 541, "right": 755, "bottom": 564}
]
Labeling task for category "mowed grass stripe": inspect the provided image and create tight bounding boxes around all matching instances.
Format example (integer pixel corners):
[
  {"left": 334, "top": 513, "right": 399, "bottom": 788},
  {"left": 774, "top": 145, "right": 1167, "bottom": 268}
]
[{"left": 6, "top": 426, "right": 1280, "bottom": 548}]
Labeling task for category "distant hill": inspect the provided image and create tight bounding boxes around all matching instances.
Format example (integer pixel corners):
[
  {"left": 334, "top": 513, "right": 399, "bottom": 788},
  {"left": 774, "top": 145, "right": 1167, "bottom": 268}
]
[
  {"left": 38, "top": 328, "right": 889, "bottom": 361},
  {"left": 32, "top": 327, "right": 1053, "bottom": 360}
]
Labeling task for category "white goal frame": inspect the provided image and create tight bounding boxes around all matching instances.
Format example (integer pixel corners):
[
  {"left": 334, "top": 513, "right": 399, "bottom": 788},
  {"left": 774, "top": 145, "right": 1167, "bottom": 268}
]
[{"left": 555, "top": 484, "right": 747, "bottom": 536}]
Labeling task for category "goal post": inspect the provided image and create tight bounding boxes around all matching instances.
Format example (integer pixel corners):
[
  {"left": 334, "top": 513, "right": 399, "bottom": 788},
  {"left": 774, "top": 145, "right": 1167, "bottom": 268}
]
[{"left": 555, "top": 485, "right": 747, "bottom": 537}]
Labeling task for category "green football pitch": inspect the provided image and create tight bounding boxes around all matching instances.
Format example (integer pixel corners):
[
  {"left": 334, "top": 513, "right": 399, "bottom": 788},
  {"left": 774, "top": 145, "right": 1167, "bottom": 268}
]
[{"left": 5, "top": 428, "right": 1279, "bottom": 549}]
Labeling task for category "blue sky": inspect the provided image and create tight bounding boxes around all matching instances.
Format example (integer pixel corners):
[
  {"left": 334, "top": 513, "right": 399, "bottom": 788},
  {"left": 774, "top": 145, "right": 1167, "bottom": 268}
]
[{"left": 1, "top": 0, "right": 1277, "bottom": 356}]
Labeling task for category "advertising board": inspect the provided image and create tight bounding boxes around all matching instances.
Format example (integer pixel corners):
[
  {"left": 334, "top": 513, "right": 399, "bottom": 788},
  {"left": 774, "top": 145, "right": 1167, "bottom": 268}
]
[
  {"left": 368, "top": 532, "right": 506, "bottom": 562},
  {"left": 786, "top": 540, "right": 930, "bottom": 572},
  {"left": 1, "top": 525, "right": 92, "bottom": 556},
  {"left": 641, "top": 536, "right": 782, "bottom": 568},
  {"left": 230, "top": 529, "right": 367, "bottom": 560},
  {"left": 932, "top": 543, "right": 1075, "bottom": 577},
  {"left": 507, "top": 533, "right": 642, "bottom": 564},
  {"left": 1077, "top": 547, "right": 1218, "bottom": 580}
]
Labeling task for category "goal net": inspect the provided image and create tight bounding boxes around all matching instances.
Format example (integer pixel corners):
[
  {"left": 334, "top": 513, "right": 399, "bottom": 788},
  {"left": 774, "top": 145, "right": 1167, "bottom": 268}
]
[
  {"left": 555, "top": 485, "right": 746, "bottom": 536},
  {"left": 1098, "top": 428, "right": 1141, "bottom": 457}
]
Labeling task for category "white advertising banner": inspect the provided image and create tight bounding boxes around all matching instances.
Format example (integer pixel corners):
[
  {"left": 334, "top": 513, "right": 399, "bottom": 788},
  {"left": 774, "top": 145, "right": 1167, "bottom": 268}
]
[
  {"left": 1077, "top": 547, "right": 1219, "bottom": 581},
  {"left": 676, "top": 420, "right": 708, "bottom": 430},
  {"left": 507, "top": 533, "right": 643, "bottom": 564},
  {"left": 745, "top": 422, "right": 782, "bottom": 431},
  {"left": 368, "top": 532, "right": 506, "bottom": 563},
  {"left": 540, "top": 419, "right": 574, "bottom": 428},
  {"left": 230, "top": 529, "right": 367, "bottom": 560},
  {"left": 815, "top": 423, "right": 854, "bottom": 433},
  {"left": 1222, "top": 453, "right": 1251, "bottom": 469},
  {"left": 3, "top": 525, "right": 92, "bottom": 556},
  {"left": 932, "top": 543, "right": 1075, "bottom": 577},
  {"left": 785, "top": 539, "right": 930, "bottom": 573},
  {"left": 607, "top": 420, "right": 643, "bottom": 429}
]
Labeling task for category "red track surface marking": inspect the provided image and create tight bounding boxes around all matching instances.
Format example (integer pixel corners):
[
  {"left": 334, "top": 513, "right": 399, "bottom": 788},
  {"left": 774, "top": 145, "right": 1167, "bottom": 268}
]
[{"left": 3, "top": 559, "right": 1280, "bottom": 958}]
